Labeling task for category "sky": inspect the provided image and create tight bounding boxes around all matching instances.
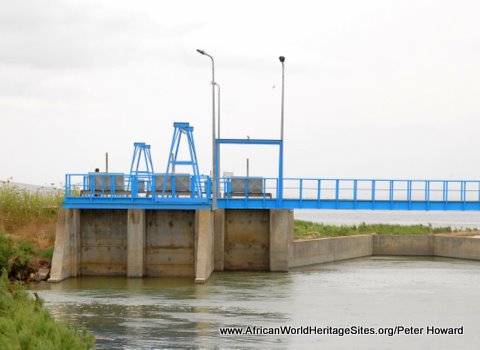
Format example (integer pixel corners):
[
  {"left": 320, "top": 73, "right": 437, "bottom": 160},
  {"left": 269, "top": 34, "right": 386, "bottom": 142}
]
[{"left": 1, "top": 0, "right": 479, "bottom": 186}]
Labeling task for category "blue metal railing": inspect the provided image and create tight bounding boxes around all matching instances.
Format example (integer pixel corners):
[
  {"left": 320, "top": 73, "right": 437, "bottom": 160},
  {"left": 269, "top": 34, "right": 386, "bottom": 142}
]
[
  {"left": 63, "top": 174, "right": 480, "bottom": 210},
  {"left": 64, "top": 173, "right": 212, "bottom": 209},
  {"left": 217, "top": 177, "right": 480, "bottom": 210}
]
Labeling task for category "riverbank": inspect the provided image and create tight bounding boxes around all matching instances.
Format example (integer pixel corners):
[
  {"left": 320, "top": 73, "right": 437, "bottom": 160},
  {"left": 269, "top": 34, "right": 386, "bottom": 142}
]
[
  {"left": 0, "top": 180, "right": 61, "bottom": 281},
  {"left": 0, "top": 272, "right": 95, "bottom": 349}
]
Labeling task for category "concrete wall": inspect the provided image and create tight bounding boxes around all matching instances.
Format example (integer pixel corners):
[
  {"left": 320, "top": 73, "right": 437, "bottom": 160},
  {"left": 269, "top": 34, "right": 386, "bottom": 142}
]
[
  {"left": 224, "top": 209, "right": 270, "bottom": 270},
  {"left": 145, "top": 210, "right": 195, "bottom": 277},
  {"left": 290, "top": 235, "right": 373, "bottom": 268},
  {"left": 290, "top": 234, "right": 480, "bottom": 268},
  {"left": 373, "top": 234, "right": 433, "bottom": 256},
  {"left": 80, "top": 209, "right": 128, "bottom": 276},
  {"left": 434, "top": 235, "right": 480, "bottom": 260}
]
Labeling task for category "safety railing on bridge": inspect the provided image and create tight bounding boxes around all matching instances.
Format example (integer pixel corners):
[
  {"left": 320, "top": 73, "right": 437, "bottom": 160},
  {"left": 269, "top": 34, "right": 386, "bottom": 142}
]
[
  {"left": 65, "top": 173, "right": 211, "bottom": 202},
  {"left": 218, "top": 177, "right": 480, "bottom": 210},
  {"left": 64, "top": 175, "right": 480, "bottom": 210}
]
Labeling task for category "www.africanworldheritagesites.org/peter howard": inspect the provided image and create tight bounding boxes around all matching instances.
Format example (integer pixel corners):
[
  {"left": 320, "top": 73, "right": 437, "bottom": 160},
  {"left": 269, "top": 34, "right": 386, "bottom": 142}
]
[{"left": 219, "top": 325, "right": 464, "bottom": 337}]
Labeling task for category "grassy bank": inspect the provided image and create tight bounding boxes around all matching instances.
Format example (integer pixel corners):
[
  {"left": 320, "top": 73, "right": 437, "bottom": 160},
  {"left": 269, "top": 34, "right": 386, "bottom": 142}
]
[
  {"left": 0, "top": 181, "right": 95, "bottom": 348},
  {"left": 0, "top": 180, "right": 62, "bottom": 277},
  {"left": 0, "top": 180, "right": 62, "bottom": 232},
  {"left": 294, "top": 220, "right": 454, "bottom": 240},
  {"left": 0, "top": 271, "right": 94, "bottom": 349}
]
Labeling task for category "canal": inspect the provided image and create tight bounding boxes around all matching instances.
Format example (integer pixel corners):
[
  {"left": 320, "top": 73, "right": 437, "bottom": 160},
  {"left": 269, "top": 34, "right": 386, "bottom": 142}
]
[{"left": 32, "top": 256, "right": 480, "bottom": 349}]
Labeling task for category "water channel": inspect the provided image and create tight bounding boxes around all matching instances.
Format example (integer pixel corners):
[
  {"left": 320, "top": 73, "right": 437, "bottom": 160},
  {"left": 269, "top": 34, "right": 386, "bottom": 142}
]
[{"left": 32, "top": 256, "right": 480, "bottom": 349}]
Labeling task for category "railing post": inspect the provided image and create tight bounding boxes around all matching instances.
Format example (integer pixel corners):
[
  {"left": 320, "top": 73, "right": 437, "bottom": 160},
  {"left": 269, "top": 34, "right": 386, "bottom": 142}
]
[
  {"left": 317, "top": 179, "right": 321, "bottom": 202},
  {"left": 335, "top": 179, "right": 340, "bottom": 208},
  {"left": 299, "top": 179, "right": 303, "bottom": 206},
  {"left": 408, "top": 180, "right": 412, "bottom": 209},
  {"left": 353, "top": 180, "right": 358, "bottom": 208},
  {"left": 371, "top": 180, "right": 376, "bottom": 209},
  {"left": 389, "top": 180, "right": 394, "bottom": 209}
]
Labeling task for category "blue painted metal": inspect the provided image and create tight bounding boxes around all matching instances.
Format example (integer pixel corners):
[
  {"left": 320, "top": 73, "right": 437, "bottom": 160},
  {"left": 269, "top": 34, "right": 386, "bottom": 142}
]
[
  {"left": 128, "top": 142, "right": 154, "bottom": 193},
  {"left": 64, "top": 174, "right": 480, "bottom": 211},
  {"left": 215, "top": 138, "right": 284, "bottom": 200},
  {"left": 163, "top": 122, "right": 204, "bottom": 198},
  {"left": 64, "top": 173, "right": 211, "bottom": 210}
]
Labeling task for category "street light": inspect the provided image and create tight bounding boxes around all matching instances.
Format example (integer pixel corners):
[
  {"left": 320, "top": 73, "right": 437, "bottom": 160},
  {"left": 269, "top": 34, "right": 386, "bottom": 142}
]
[
  {"left": 196, "top": 49, "right": 217, "bottom": 209},
  {"left": 279, "top": 56, "right": 285, "bottom": 200},
  {"left": 279, "top": 56, "right": 285, "bottom": 140}
]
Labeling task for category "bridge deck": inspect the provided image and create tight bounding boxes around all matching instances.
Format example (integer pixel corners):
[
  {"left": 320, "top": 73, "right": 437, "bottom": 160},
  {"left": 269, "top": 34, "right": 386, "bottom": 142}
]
[{"left": 63, "top": 174, "right": 480, "bottom": 210}]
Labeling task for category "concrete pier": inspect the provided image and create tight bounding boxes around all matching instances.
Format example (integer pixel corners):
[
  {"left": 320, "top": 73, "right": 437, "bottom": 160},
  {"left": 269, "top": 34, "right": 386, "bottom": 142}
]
[
  {"left": 49, "top": 208, "right": 81, "bottom": 282},
  {"left": 127, "top": 209, "right": 145, "bottom": 277}
]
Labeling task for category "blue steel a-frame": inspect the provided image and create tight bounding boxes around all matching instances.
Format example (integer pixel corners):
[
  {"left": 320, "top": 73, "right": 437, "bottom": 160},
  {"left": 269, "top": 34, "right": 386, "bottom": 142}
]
[
  {"left": 163, "top": 122, "right": 203, "bottom": 198},
  {"left": 128, "top": 142, "right": 154, "bottom": 192}
]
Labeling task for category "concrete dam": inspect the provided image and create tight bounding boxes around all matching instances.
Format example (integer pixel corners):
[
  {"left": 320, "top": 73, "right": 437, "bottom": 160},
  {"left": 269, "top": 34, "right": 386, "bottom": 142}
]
[{"left": 50, "top": 208, "right": 292, "bottom": 283}]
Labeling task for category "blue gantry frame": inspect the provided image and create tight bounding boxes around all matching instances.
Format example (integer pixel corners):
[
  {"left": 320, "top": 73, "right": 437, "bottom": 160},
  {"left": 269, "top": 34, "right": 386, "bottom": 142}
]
[{"left": 214, "top": 138, "right": 284, "bottom": 200}]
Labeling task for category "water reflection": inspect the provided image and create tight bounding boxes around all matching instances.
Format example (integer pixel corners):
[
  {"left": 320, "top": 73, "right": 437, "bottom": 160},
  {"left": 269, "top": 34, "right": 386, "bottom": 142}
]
[{"left": 32, "top": 258, "right": 480, "bottom": 349}]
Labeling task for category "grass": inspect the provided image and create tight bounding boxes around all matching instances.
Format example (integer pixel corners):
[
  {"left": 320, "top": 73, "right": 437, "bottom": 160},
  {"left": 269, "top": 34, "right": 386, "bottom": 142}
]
[
  {"left": 0, "top": 179, "right": 63, "bottom": 233},
  {"left": 294, "top": 220, "right": 453, "bottom": 240},
  {"left": 0, "top": 271, "right": 95, "bottom": 349},
  {"left": 0, "top": 179, "right": 62, "bottom": 266}
]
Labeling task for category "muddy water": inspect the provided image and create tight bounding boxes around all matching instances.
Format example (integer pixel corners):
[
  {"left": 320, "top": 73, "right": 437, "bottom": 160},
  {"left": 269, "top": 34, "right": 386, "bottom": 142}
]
[{"left": 32, "top": 257, "right": 480, "bottom": 349}]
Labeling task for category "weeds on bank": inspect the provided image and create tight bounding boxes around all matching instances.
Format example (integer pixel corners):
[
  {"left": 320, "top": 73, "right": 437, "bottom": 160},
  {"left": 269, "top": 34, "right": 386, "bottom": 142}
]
[
  {"left": 294, "top": 220, "right": 453, "bottom": 240},
  {"left": 0, "top": 271, "right": 95, "bottom": 349},
  {"left": 0, "top": 179, "right": 63, "bottom": 232}
]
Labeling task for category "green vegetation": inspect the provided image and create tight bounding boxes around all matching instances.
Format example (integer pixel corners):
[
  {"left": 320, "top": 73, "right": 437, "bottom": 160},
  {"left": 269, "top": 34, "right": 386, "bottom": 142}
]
[
  {"left": 0, "top": 181, "right": 96, "bottom": 348},
  {"left": 0, "top": 271, "right": 95, "bottom": 349},
  {"left": 0, "top": 231, "right": 41, "bottom": 280},
  {"left": 0, "top": 179, "right": 63, "bottom": 232},
  {"left": 294, "top": 220, "right": 453, "bottom": 240}
]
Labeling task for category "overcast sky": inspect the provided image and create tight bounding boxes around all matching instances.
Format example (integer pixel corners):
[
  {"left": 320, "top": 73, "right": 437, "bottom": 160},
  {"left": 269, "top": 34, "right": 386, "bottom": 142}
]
[{"left": 1, "top": 0, "right": 479, "bottom": 186}]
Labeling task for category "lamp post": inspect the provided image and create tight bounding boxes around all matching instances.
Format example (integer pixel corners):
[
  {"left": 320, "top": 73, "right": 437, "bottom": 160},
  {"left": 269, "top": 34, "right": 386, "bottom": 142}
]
[
  {"left": 279, "top": 56, "right": 285, "bottom": 140},
  {"left": 279, "top": 56, "right": 285, "bottom": 200},
  {"left": 196, "top": 49, "right": 217, "bottom": 209}
]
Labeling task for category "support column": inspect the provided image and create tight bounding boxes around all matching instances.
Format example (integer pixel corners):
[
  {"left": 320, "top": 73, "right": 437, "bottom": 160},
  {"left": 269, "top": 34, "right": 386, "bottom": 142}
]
[
  {"left": 49, "top": 208, "right": 81, "bottom": 282},
  {"left": 269, "top": 209, "right": 293, "bottom": 271},
  {"left": 195, "top": 210, "right": 214, "bottom": 283},
  {"left": 213, "top": 209, "right": 225, "bottom": 271},
  {"left": 127, "top": 209, "right": 146, "bottom": 277}
]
